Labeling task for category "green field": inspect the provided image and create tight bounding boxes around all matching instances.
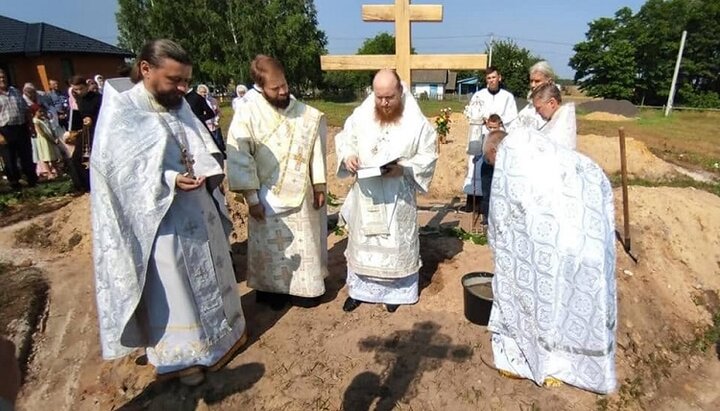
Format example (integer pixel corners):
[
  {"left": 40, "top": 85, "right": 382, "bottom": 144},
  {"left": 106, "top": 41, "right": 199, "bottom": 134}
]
[{"left": 221, "top": 101, "right": 719, "bottom": 177}]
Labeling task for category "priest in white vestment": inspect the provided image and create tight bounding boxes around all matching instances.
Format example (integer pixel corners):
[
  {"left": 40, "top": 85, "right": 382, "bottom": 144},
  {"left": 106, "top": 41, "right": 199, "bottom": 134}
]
[
  {"left": 226, "top": 55, "right": 328, "bottom": 309},
  {"left": 336, "top": 69, "right": 438, "bottom": 313},
  {"left": 532, "top": 82, "right": 577, "bottom": 150},
  {"left": 91, "top": 40, "right": 246, "bottom": 386},
  {"left": 486, "top": 125, "right": 617, "bottom": 394},
  {"left": 462, "top": 67, "right": 517, "bottom": 211}
]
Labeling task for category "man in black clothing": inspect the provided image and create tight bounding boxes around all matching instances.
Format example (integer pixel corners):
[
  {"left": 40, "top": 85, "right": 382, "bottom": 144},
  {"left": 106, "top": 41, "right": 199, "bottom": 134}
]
[
  {"left": 184, "top": 88, "right": 225, "bottom": 157},
  {"left": 184, "top": 87, "right": 215, "bottom": 124},
  {"left": 68, "top": 75, "right": 102, "bottom": 192}
]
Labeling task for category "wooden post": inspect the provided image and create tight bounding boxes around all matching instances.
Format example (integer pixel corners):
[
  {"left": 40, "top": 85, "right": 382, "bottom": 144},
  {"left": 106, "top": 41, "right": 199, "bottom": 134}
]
[
  {"left": 320, "top": 1, "right": 487, "bottom": 85},
  {"left": 618, "top": 127, "right": 631, "bottom": 251}
]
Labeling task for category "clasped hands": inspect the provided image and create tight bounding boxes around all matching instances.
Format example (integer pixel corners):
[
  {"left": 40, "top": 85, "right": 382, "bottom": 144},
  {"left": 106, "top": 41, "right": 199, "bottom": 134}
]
[{"left": 343, "top": 155, "right": 403, "bottom": 178}]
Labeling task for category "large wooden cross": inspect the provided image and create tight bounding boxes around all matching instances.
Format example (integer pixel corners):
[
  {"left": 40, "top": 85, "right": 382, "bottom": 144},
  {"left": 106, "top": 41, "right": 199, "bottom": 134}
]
[{"left": 320, "top": 0, "right": 487, "bottom": 85}]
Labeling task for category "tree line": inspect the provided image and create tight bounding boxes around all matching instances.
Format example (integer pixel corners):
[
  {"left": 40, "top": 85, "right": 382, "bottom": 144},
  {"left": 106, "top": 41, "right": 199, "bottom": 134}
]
[
  {"left": 116, "top": 0, "right": 327, "bottom": 92},
  {"left": 570, "top": 0, "right": 720, "bottom": 108}
]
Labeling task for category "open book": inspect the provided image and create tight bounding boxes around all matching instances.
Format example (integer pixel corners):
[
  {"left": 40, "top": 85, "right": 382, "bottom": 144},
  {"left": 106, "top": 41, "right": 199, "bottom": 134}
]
[{"left": 356, "top": 157, "right": 401, "bottom": 179}]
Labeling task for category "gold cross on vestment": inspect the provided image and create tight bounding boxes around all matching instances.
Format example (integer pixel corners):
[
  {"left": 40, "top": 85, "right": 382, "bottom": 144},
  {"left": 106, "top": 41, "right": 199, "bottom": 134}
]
[
  {"left": 292, "top": 151, "right": 306, "bottom": 172},
  {"left": 269, "top": 229, "right": 293, "bottom": 252},
  {"left": 320, "top": 0, "right": 487, "bottom": 84}
]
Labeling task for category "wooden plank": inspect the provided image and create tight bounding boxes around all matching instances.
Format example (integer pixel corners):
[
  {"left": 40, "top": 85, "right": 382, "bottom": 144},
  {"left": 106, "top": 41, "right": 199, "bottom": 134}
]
[
  {"left": 410, "top": 54, "right": 488, "bottom": 70},
  {"left": 395, "top": 0, "right": 412, "bottom": 84},
  {"left": 320, "top": 55, "right": 396, "bottom": 71},
  {"left": 362, "top": 4, "right": 442, "bottom": 22}
]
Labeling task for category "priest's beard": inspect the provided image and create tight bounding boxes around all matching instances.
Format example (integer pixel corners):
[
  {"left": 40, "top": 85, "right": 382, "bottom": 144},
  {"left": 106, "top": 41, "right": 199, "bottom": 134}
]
[
  {"left": 155, "top": 90, "right": 184, "bottom": 110},
  {"left": 264, "top": 93, "right": 290, "bottom": 110},
  {"left": 375, "top": 101, "right": 404, "bottom": 126}
]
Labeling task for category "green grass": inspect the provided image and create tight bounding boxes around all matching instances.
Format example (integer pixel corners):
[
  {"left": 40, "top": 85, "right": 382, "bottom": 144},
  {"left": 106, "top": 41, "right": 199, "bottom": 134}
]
[
  {"left": 608, "top": 174, "right": 720, "bottom": 197},
  {"left": 219, "top": 98, "right": 468, "bottom": 130},
  {"left": 0, "top": 178, "right": 75, "bottom": 213},
  {"left": 578, "top": 109, "right": 720, "bottom": 174}
]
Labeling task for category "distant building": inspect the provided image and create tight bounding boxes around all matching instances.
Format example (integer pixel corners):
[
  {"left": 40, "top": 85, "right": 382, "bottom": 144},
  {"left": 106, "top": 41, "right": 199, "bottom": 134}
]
[
  {"left": 456, "top": 76, "right": 481, "bottom": 96},
  {"left": 411, "top": 70, "right": 457, "bottom": 100},
  {"left": 0, "top": 15, "right": 132, "bottom": 91}
]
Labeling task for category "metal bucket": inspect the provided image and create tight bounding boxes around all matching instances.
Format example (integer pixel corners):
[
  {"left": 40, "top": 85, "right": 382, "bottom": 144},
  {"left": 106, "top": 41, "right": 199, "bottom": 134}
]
[{"left": 461, "top": 272, "right": 494, "bottom": 326}]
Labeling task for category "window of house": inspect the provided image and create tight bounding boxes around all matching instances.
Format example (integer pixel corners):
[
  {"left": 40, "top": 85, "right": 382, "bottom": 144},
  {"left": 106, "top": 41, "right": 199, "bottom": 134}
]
[{"left": 61, "top": 59, "right": 74, "bottom": 82}]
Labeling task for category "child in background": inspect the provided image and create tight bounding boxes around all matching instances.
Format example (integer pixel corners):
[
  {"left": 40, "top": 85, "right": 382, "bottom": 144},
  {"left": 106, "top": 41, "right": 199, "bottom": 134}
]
[
  {"left": 477, "top": 114, "right": 504, "bottom": 224},
  {"left": 31, "top": 104, "right": 62, "bottom": 179}
]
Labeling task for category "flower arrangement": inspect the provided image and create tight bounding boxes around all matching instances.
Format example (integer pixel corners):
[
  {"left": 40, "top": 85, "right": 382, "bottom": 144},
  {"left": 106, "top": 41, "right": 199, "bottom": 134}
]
[{"left": 435, "top": 107, "right": 452, "bottom": 144}]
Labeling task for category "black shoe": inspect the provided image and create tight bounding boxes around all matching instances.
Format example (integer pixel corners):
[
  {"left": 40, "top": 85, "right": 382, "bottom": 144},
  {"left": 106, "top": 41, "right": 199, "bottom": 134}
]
[
  {"left": 385, "top": 304, "right": 399, "bottom": 313},
  {"left": 291, "top": 296, "right": 321, "bottom": 308},
  {"left": 343, "top": 297, "right": 362, "bottom": 312}
]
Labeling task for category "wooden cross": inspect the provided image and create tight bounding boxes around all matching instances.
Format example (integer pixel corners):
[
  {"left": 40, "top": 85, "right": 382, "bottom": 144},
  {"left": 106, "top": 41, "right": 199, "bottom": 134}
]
[{"left": 320, "top": 0, "right": 487, "bottom": 84}]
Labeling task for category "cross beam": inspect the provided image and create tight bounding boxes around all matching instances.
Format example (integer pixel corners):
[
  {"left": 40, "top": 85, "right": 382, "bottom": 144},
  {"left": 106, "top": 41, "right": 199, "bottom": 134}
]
[{"left": 320, "top": 0, "right": 487, "bottom": 85}]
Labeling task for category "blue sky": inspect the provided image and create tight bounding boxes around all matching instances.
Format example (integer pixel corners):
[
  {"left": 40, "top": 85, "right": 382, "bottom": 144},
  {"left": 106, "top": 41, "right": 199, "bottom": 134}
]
[{"left": 1, "top": 0, "right": 646, "bottom": 78}]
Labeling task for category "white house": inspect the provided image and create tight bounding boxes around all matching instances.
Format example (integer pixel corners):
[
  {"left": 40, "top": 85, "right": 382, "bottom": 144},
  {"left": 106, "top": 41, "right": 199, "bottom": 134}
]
[{"left": 411, "top": 70, "right": 457, "bottom": 100}]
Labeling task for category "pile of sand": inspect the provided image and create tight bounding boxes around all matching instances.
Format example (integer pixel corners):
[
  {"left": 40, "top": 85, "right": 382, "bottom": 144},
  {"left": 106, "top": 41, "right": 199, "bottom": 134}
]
[
  {"left": 13, "top": 194, "right": 92, "bottom": 254},
  {"left": 577, "top": 134, "right": 679, "bottom": 180},
  {"left": 578, "top": 99, "right": 639, "bottom": 117},
  {"left": 613, "top": 186, "right": 720, "bottom": 392},
  {"left": 583, "top": 112, "right": 634, "bottom": 122}
]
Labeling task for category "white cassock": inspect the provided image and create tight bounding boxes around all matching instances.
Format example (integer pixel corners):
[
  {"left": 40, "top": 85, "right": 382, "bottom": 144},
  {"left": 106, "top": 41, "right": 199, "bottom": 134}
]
[
  {"left": 92, "top": 80, "right": 246, "bottom": 375},
  {"left": 538, "top": 103, "right": 577, "bottom": 150},
  {"left": 488, "top": 127, "right": 616, "bottom": 393},
  {"left": 226, "top": 95, "right": 328, "bottom": 298},
  {"left": 336, "top": 90, "right": 438, "bottom": 304},
  {"left": 462, "top": 88, "right": 517, "bottom": 195}
]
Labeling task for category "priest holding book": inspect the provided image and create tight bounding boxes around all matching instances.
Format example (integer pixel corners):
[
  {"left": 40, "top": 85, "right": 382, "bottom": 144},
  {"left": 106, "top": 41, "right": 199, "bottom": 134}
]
[{"left": 335, "top": 69, "right": 438, "bottom": 313}]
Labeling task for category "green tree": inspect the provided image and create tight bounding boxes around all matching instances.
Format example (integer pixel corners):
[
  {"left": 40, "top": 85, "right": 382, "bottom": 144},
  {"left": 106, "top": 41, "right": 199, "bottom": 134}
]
[
  {"left": 486, "top": 40, "right": 542, "bottom": 98},
  {"left": 570, "top": 8, "right": 637, "bottom": 100},
  {"left": 116, "top": 0, "right": 327, "bottom": 91}
]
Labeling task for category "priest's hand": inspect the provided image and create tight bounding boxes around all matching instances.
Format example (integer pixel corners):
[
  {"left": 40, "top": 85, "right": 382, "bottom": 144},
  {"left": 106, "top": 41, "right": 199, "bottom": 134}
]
[
  {"left": 249, "top": 203, "right": 266, "bottom": 221},
  {"left": 176, "top": 174, "right": 205, "bottom": 191},
  {"left": 313, "top": 191, "right": 325, "bottom": 209},
  {"left": 344, "top": 155, "right": 359, "bottom": 174},
  {"left": 382, "top": 163, "right": 403, "bottom": 178}
]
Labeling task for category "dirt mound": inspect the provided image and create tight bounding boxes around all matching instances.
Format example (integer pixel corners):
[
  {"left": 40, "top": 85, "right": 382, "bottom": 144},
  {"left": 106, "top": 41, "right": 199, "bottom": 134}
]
[
  {"left": 14, "top": 194, "right": 92, "bottom": 254},
  {"left": 611, "top": 186, "right": 720, "bottom": 402},
  {"left": 583, "top": 112, "right": 634, "bottom": 122},
  {"left": 578, "top": 134, "right": 679, "bottom": 179},
  {"left": 578, "top": 99, "right": 639, "bottom": 117}
]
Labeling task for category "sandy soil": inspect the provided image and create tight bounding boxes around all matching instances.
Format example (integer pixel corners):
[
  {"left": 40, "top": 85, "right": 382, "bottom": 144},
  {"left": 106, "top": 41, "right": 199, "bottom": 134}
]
[
  {"left": 582, "top": 112, "right": 634, "bottom": 122},
  {"left": 2, "top": 114, "right": 720, "bottom": 410}
]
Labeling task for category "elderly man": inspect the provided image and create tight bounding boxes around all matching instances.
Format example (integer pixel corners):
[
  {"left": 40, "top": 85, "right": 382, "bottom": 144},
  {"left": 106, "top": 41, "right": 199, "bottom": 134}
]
[
  {"left": 0, "top": 69, "right": 37, "bottom": 190},
  {"left": 336, "top": 69, "right": 438, "bottom": 313},
  {"left": 486, "top": 124, "right": 617, "bottom": 393},
  {"left": 196, "top": 84, "right": 225, "bottom": 156},
  {"left": 532, "top": 82, "right": 576, "bottom": 149},
  {"left": 91, "top": 39, "right": 247, "bottom": 386},
  {"left": 462, "top": 66, "right": 517, "bottom": 212},
  {"left": 227, "top": 55, "right": 328, "bottom": 309}
]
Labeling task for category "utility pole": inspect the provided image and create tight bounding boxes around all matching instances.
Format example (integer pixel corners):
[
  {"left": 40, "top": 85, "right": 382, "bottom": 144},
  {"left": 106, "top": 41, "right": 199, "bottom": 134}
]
[
  {"left": 665, "top": 30, "right": 687, "bottom": 117},
  {"left": 488, "top": 33, "right": 494, "bottom": 67}
]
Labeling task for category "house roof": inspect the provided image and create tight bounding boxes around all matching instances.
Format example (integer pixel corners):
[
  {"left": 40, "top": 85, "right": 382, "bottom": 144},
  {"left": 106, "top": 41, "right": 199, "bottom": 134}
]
[
  {"left": 0, "top": 15, "right": 132, "bottom": 57},
  {"left": 411, "top": 70, "right": 448, "bottom": 84}
]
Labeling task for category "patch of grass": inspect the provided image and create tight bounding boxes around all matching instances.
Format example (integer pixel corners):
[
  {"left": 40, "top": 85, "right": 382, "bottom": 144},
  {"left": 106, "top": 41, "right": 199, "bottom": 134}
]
[
  {"left": 0, "top": 178, "right": 75, "bottom": 213},
  {"left": 578, "top": 109, "right": 720, "bottom": 175},
  {"left": 440, "top": 226, "right": 487, "bottom": 245},
  {"left": 608, "top": 174, "right": 720, "bottom": 197},
  {"left": 691, "top": 311, "right": 720, "bottom": 353}
]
